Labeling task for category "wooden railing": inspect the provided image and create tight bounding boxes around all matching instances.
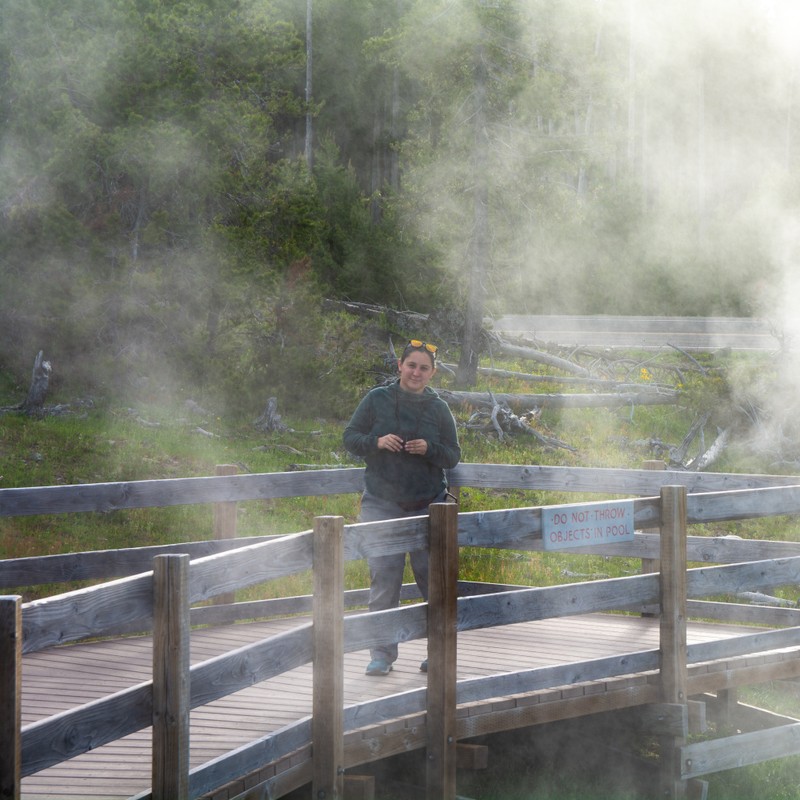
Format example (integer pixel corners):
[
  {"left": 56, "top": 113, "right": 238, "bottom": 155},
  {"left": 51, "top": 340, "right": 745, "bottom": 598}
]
[
  {"left": 3, "top": 464, "right": 800, "bottom": 799},
  {"left": 491, "top": 314, "right": 782, "bottom": 351}
]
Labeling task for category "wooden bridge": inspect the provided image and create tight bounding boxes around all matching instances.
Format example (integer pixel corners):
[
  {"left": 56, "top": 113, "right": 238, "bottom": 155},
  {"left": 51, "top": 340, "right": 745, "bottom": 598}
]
[{"left": 4, "top": 464, "right": 800, "bottom": 800}]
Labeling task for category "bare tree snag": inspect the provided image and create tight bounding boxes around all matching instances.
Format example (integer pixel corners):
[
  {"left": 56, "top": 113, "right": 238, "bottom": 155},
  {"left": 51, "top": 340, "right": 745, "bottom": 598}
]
[
  {"left": 254, "top": 397, "right": 291, "bottom": 433},
  {"left": 21, "top": 351, "right": 51, "bottom": 416}
]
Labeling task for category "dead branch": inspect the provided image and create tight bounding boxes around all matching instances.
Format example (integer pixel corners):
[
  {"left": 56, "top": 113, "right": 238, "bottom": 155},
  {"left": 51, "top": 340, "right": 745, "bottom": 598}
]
[
  {"left": 668, "top": 412, "right": 711, "bottom": 467},
  {"left": 465, "top": 401, "right": 576, "bottom": 452},
  {"left": 323, "top": 299, "right": 429, "bottom": 330},
  {"left": 687, "top": 428, "right": 729, "bottom": 471}
]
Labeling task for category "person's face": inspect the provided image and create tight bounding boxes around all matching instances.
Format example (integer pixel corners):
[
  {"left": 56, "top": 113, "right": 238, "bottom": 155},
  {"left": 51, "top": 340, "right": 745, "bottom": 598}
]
[{"left": 398, "top": 350, "right": 436, "bottom": 393}]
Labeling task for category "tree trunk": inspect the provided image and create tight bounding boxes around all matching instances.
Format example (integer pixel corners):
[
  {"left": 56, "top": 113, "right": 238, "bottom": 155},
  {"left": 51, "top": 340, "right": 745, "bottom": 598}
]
[
  {"left": 304, "top": 0, "right": 314, "bottom": 169},
  {"left": 456, "top": 37, "right": 489, "bottom": 389}
]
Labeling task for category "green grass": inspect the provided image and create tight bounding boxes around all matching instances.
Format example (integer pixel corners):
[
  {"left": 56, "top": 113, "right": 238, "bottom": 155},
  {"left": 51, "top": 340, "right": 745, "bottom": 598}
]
[{"left": 4, "top": 365, "right": 800, "bottom": 798}]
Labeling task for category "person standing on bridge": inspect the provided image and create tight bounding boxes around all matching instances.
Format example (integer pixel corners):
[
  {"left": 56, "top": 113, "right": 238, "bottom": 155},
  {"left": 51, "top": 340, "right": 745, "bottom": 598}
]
[{"left": 344, "top": 339, "right": 461, "bottom": 676}]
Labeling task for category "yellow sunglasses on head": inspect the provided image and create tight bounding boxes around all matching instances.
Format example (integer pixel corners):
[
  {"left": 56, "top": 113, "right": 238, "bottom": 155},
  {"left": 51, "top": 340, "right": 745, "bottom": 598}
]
[{"left": 408, "top": 339, "right": 438, "bottom": 354}]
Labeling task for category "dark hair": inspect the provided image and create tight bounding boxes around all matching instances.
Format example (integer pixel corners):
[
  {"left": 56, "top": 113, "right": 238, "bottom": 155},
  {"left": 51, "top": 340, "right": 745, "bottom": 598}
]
[{"left": 401, "top": 341, "right": 436, "bottom": 365}]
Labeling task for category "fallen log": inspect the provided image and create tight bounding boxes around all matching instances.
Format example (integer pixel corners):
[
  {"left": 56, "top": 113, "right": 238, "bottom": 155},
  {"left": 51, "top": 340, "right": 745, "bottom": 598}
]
[
  {"left": 438, "top": 389, "right": 680, "bottom": 412},
  {"left": 490, "top": 339, "right": 593, "bottom": 377}
]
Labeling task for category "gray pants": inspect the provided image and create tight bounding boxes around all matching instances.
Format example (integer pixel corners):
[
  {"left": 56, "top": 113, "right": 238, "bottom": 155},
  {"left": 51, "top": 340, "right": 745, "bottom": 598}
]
[{"left": 360, "top": 490, "right": 447, "bottom": 663}]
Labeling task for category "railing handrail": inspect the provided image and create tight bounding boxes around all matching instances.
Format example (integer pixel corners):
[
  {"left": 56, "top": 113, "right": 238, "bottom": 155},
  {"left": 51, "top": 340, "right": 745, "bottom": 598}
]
[{"left": 2, "top": 463, "right": 799, "bottom": 518}]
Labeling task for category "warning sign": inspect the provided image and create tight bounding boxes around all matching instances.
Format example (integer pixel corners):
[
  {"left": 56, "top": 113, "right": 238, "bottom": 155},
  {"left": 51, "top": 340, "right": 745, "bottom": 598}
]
[{"left": 541, "top": 500, "right": 635, "bottom": 551}]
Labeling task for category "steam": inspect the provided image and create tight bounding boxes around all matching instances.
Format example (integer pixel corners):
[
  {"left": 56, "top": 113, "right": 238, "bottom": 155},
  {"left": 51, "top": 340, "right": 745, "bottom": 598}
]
[{"left": 3, "top": 0, "right": 800, "bottom": 437}]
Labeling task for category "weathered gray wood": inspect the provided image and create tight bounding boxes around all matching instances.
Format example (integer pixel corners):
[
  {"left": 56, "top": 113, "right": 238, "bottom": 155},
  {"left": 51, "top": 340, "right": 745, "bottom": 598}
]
[
  {"left": 19, "top": 507, "right": 800, "bottom": 657},
  {"left": 681, "top": 723, "right": 800, "bottom": 779},
  {"left": 426, "top": 503, "right": 458, "bottom": 800},
  {"left": 494, "top": 314, "right": 774, "bottom": 335},
  {"left": 19, "top": 520, "right": 428, "bottom": 653},
  {"left": 687, "top": 600, "right": 800, "bottom": 627},
  {"left": 456, "top": 650, "right": 661, "bottom": 706},
  {"left": 687, "top": 485, "right": 800, "bottom": 523},
  {"left": 0, "top": 596, "right": 22, "bottom": 800},
  {"left": 453, "top": 500, "right": 663, "bottom": 553},
  {"left": 312, "top": 517, "right": 344, "bottom": 800},
  {"left": 190, "top": 625, "right": 313, "bottom": 708},
  {"left": 449, "top": 463, "right": 799, "bottom": 495},
  {"left": 212, "top": 464, "right": 239, "bottom": 606},
  {"left": 487, "top": 340, "right": 594, "bottom": 376},
  {"left": 641, "top": 460, "right": 664, "bottom": 616},
  {"left": 152, "top": 555, "right": 190, "bottom": 800},
  {"left": 492, "top": 314, "right": 779, "bottom": 351},
  {"left": 181, "top": 720, "right": 312, "bottom": 800},
  {"left": 659, "top": 485, "right": 688, "bottom": 800},
  {"left": 22, "top": 571, "right": 155, "bottom": 653},
  {"left": 456, "top": 573, "right": 661, "bottom": 630},
  {"left": 661, "top": 487, "right": 689, "bottom": 705},
  {"left": 0, "top": 535, "right": 279, "bottom": 590},
  {"left": 686, "top": 556, "right": 800, "bottom": 598},
  {"left": 8, "top": 518, "right": 800, "bottom": 599},
  {"left": 2, "top": 462, "right": 797, "bottom": 525},
  {"left": 0, "top": 468, "right": 366, "bottom": 517},
  {"left": 14, "top": 466, "right": 800, "bottom": 798},
  {"left": 687, "top": 626, "right": 800, "bottom": 664},
  {"left": 22, "top": 622, "right": 314, "bottom": 775},
  {"left": 21, "top": 683, "right": 153, "bottom": 776},
  {"left": 21, "top": 531, "right": 317, "bottom": 652},
  {"left": 634, "top": 704, "right": 688, "bottom": 737}
]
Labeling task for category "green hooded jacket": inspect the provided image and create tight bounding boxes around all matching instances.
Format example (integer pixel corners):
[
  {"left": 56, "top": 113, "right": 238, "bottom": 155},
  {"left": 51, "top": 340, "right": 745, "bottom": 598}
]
[{"left": 343, "top": 380, "right": 461, "bottom": 507}]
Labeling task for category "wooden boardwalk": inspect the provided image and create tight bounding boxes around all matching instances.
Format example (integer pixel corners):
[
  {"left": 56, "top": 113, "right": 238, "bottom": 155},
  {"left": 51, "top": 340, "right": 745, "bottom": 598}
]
[
  {"left": 491, "top": 314, "right": 782, "bottom": 351},
  {"left": 20, "top": 612, "right": 766, "bottom": 800}
]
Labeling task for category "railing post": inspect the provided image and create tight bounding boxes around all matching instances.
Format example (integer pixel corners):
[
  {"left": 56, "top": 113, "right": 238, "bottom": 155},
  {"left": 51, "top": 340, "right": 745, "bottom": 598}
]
[
  {"left": 426, "top": 502, "right": 459, "bottom": 800},
  {"left": 152, "top": 554, "right": 190, "bottom": 800},
  {"left": 312, "top": 516, "right": 344, "bottom": 800},
  {"left": 0, "top": 595, "right": 22, "bottom": 800},
  {"left": 659, "top": 485, "right": 688, "bottom": 800},
  {"left": 213, "top": 464, "right": 239, "bottom": 605},
  {"left": 642, "top": 459, "right": 665, "bottom": 617}
]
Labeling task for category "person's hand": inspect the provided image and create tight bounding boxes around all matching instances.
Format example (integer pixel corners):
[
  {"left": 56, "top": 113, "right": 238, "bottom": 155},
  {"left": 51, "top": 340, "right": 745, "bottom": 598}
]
[
  {"left": 403, "top": 438, "right": 428, "bottom": 456},
  {"left": 377, "top": 433, "right": 404, "bottom": 452}
]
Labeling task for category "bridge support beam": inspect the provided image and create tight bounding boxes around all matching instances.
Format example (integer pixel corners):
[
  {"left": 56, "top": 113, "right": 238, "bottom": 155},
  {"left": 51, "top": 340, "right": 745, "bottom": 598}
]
[
  {"left": 659, "top": 486, "right": 688, "bottom": 800},
  {"left": 312, "top": 516, "right": 345, "bottom": 800},
  {"left": 152, "top": 554, "right": 190, "bottom": 800},
  {"left": 426, "top": 502, "right": 459, "bottom": 800}
]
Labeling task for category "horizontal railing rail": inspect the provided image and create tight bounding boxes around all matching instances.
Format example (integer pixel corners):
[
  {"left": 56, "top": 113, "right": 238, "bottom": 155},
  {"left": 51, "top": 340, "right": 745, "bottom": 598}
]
[{"left": 3, "top": 463, "right": 799, "bottom": 519}]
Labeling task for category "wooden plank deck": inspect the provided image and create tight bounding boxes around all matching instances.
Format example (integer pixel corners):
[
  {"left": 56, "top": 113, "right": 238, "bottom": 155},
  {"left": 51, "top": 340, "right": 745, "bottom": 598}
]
[{"left": 19, "top": 612, "right": 771, "bottom": 800}]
